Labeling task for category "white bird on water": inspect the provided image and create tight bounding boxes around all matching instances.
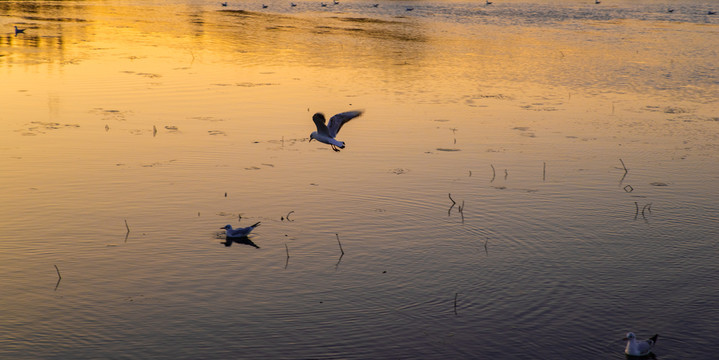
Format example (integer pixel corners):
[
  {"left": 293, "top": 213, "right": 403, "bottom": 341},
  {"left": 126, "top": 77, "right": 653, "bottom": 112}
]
[
  {"left": 309, "top": 110, "right": 363, "bottom": 152},
  {"left": 624, "top": 332, "right": 658, "bottom": 357},
  {"left": 221, "top": 222, "right": 260, "bottom": 238}
]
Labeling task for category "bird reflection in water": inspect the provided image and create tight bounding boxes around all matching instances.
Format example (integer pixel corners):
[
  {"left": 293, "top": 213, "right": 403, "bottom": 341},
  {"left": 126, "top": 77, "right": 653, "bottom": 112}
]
[{"left": 221, "top": 236, "right": 260, "bottom": 248}]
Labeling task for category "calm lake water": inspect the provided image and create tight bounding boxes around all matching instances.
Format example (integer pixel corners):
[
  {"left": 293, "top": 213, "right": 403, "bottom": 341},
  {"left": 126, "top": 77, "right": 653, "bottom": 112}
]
[{"left": 1, "top": 0, "right": 718, "bottom": 358}]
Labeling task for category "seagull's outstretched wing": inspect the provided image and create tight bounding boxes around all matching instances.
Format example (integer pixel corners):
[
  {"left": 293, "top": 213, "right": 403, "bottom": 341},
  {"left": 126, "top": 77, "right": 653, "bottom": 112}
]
[
  {"left": 312, "top": 113, "right": 330, "bottom": 136},
  {"left": 327, "top": 110, "right": 363, "bottom": 137}
]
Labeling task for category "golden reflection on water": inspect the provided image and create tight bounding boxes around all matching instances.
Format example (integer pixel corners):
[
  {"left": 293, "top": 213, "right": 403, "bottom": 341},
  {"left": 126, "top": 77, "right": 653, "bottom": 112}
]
[{"left": 2, "top": 1, "right": 719, "bottom": 358}]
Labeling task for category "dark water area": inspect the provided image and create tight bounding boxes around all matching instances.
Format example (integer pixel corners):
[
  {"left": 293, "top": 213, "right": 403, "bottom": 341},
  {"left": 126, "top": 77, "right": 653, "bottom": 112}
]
[{"left": 1, "top": 0, "right": 718, "bottom": 358}]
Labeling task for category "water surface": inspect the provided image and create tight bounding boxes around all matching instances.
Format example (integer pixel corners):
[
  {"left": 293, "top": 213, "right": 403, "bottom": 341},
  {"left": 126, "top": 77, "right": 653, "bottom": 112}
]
[{"left": 1, "top": 0, "right": 719, "bottom": 358}]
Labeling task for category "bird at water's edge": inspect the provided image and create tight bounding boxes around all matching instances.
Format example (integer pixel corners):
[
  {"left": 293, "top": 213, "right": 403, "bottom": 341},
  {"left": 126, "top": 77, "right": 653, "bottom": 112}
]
[
  {"left": 221, "top": 222, "right": 261, "bottom": 238},
  {"left": 14, "top": 26, "right": 25, "bottom": 34},
  {"left": 309, "top": 110, "right": 363, "bottom": 152},
  {"left": 624, "top": 332, "right": 658, "bottom": 357}
]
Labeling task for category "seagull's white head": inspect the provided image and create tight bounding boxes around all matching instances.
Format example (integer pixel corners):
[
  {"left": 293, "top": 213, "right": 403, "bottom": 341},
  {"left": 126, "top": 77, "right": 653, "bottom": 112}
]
[
  {"left": 309, "top": 132, "right": 317, "bottom": 142},
  {"left": 624, "top": 332, "right": 636, "bottom": 341}
]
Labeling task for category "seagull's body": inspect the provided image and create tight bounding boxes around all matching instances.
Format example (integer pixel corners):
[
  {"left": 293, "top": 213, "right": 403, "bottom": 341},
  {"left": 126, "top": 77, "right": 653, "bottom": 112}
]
[
  {"left": 309, "top": 110, "right": 363, "bottom": 152},
  {"left": 372, "top": 3, "right": 379, "bottom": 7},
  {"left": 291, "top": 2, "right": 297, "bottom": 6},
  {"left": 221, "top": 222, "right": 261, "bottom": 238},
  {"left": 14, "top": 26, "right": 25, "bottom": 34},
  {"left": 221, "top": 2, "right": 228, "bottom": 6},
  {"left": 624, "top": 332, "right": 658, "bottom": 357}
]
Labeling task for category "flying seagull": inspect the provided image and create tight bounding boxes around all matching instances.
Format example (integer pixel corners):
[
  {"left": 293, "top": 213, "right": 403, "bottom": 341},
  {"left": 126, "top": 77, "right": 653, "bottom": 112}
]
[
  {"left": 221, "top": 222, "right": 261, "bottom": 238},
  {"left": 309, "top": 110, "right": 363, "bottom": 152},
  {"left": 623, "top": 332, "right": 658, "bottom": 357}
]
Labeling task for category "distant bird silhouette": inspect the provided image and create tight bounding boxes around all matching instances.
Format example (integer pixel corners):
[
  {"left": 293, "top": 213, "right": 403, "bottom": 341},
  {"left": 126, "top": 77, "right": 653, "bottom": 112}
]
[
  {"left": 708, "top": 10, "right": 717, "bottom": 15},
  {"left": 262, "top": 4, "right": 268, "bottom": 8},
  {"left": 333, "top": 0, "right": 339, "bottom": 4},
  {"left": 624, "top": 333, "right": 658, "bottom": 357},
  {"left": 372, "top": 3, "right": 379, "bottom": 7},
  {"left": 485, "top": 0, "right": 492, "bottom": 4},
  {"left": 594, "top": 0, "right": 601, "bottom": 4},
  {"left": 667, "top": 8, "right": 674, "bottom": 13},
  {"left": 221, "top": 2, "right": 227, "bottom": 6},
  {"left": 291, "top": 2, "right": 297, "bottom": 6},
  {"left": 14, "top": 26, "right": 25, "bottom": 35},
  {"left": 221, "top": 222, "right": 261, "bottom": 238},
  {"left": 406, "top": 7, "right": 414, "bottom": 11},
  {"left": 321, "top": 2, "right": 327, "bottom": 7}
]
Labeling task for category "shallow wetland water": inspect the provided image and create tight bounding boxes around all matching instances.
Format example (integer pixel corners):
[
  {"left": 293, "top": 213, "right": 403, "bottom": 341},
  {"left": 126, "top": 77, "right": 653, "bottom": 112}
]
[{"left": 1, "top": 0, "right": 719, "bottom": 358}]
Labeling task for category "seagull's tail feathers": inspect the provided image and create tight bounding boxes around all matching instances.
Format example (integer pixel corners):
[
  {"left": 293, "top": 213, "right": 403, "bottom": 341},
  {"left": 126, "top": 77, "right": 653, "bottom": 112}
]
[
  {"left": 251, "top": 222, "right": 261, "bottom": 228},
  {"left": 649, "top": 334, "right": 658, "bottom": 345}
]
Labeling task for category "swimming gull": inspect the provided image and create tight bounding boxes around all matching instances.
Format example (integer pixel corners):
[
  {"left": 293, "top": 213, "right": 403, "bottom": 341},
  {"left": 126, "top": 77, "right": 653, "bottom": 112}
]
[
  {"left": 14, "top": 26, "right": 25, "bottom": 34},
  {"left": 309, "top": 110, "right": 363, "bottom": 152},
  {"left": 623, "top": 332, "right": 658, "bottom": 357},
  {"left": 221, "top": 222, "right": 261, "bottom": 238}
]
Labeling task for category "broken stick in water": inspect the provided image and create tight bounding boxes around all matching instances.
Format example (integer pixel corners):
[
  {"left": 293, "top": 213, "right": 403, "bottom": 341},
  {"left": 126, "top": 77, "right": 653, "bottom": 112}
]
[
  {"left": 490, "top": 164, "right": 496, "bottom": 182},
  {"left": 454, "top": 292, "right": 458, "bottom": 315},
  {"left": 642, "top": 203, "right": 652, "bottom": 217},
  {"left": 448, "top": 193, "right": 456, "bottom": 216},
  {"left": 543, "top": 162, "right": 546, "bottom": 181},
  {"left": 336, "top": 233, "right": 345, "bottom": 255},
  {"left": 124, "top": 219, "right": 130, "bottom": 233},
  {"left": 634, "top": 202, "right": 639, "bottom": 219},
  {"left": 54, "top": 264, "right": 62, "bottom": 280},
  {"left": 619, "top": 158, "right": 628, "bottom": 173}
]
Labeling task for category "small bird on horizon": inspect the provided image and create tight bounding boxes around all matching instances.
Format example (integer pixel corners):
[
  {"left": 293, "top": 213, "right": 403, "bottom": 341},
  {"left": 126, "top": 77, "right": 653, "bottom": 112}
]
[
  {"left": 221, "top": 222, "right": 261, "bottom": 238},
  {"left": 14, "top": 26, "right": 25, "bottom": 34},
  {"left": 623, "top": 332, "right": 658, "bottom": 357},
  {"left": 309, "top": 110, "right": 363, "bottom": 152}
]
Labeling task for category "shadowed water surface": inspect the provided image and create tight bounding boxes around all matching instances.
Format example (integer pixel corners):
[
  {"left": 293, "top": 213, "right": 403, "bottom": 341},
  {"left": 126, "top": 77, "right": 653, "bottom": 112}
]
[{"left": 1, "top": 0, "right": 718, "bottom": 358}]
